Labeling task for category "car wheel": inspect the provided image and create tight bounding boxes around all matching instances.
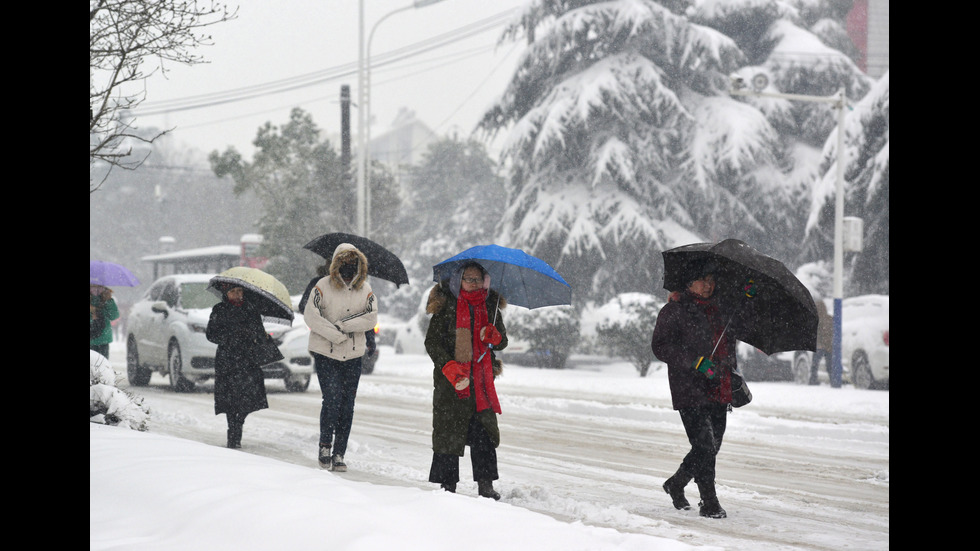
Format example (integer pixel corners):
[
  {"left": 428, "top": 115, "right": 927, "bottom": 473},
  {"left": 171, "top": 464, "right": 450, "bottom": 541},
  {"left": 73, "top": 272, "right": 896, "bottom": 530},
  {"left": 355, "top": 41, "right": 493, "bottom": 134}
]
[
  {"left": 851, "top": 351, "right": 875, "bottom": 390},
  {"left": 126, "top": 336, "right": 152, "bottom": 386},
  {"left": 284, "top": 373, "right": 311, "bottom": 392},
  {"left": 792, "top": 354, "right": 810, "bottom": 385},
  {"left": 168, "top": 341, "right": 194, "bottom": 393}
]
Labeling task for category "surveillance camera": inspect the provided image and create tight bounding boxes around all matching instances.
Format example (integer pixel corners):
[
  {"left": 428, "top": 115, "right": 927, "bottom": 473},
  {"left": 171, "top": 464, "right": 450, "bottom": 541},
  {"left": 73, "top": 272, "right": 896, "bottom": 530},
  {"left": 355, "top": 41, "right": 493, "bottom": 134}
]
[{"left": 730, "top": 74, "right": 746, "bottom": 90}]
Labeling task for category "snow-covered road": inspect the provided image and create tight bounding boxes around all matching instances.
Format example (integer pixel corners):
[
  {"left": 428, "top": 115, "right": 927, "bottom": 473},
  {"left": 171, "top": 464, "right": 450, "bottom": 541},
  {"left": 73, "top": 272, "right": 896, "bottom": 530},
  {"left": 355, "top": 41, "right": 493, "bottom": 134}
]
[{"left": 111, "top": 344, "right": 888, "bottom": 551}]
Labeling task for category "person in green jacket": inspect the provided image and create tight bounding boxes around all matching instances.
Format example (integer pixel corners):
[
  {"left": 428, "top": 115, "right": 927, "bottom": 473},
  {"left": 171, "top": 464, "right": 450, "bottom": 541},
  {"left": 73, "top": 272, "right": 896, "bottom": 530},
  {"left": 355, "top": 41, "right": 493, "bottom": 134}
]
[
  {"left": 90, "top": 285, "right": 119, "bottom": 358},
  {"left": 424, "top": 262, "right": 508, "bottom": 500}
]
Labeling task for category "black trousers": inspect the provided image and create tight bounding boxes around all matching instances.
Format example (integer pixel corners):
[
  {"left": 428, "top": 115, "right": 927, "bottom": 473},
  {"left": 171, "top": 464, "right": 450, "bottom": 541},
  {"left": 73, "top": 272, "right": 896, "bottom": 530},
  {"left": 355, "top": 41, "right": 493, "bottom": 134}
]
[
  {"left": 428, "top": 414, "right": 498, "bottom": 484},
  {"left": 226, "top": 411, "right": 248, "bottom": 445},
  {"left": 677, "top": 403, "right": 728, "bottom": 499}
]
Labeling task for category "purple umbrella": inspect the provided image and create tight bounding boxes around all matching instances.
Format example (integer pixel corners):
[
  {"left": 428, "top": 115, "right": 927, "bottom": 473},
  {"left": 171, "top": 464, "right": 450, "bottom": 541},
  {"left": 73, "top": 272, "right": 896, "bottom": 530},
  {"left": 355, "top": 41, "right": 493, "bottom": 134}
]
[{"left": 90, "top": 260, "right": 140, "bottom": 287}]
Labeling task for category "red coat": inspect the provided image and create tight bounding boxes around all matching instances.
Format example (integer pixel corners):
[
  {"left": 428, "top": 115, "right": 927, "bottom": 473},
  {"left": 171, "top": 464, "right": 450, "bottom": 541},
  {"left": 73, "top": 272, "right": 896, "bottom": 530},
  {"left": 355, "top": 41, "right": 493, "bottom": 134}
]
[{"left": 651, "top": 291, "right": 744, "bottom": 410}]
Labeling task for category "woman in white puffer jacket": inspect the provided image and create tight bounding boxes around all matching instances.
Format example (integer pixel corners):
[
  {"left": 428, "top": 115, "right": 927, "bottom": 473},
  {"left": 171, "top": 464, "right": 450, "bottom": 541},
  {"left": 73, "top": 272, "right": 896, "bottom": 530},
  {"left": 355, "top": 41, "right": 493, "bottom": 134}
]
[{"left": 304, "top": 243, "right": 378, "bottom": 472}]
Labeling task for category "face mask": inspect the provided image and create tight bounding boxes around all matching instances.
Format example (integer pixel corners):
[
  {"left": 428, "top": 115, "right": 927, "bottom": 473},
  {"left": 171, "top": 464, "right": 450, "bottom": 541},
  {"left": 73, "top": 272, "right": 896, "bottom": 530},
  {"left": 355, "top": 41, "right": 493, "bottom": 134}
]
[{"left": 339, "top": 263, "right": 357, "bottom": 280}]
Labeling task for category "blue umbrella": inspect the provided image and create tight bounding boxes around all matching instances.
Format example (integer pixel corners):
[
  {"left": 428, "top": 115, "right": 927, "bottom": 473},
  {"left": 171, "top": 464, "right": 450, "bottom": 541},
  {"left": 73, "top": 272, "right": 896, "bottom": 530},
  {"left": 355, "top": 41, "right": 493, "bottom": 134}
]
[
  {"left": 432, "top": 245, "right": 572, "bottom": 310},
  {"left": 90, "top": 260, "right": 140, "bottom": 287}
]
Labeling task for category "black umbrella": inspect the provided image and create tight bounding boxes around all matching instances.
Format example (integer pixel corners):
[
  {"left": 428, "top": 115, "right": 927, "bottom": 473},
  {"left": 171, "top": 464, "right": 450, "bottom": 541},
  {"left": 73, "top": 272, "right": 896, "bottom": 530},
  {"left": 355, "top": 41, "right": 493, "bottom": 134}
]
[
  {"left": 661, "top": 239, "right": 818, "bottom": 354},
  {"left": 303, "top": 232, "right": 409, "bottom": 287}
]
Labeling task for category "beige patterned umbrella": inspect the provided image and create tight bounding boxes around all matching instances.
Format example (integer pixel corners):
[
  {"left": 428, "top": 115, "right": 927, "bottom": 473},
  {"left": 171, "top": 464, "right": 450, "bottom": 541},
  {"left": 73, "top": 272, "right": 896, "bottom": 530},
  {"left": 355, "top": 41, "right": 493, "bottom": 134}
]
[{"left": 207, "top": 267, "right": 294, "bottom": 325}]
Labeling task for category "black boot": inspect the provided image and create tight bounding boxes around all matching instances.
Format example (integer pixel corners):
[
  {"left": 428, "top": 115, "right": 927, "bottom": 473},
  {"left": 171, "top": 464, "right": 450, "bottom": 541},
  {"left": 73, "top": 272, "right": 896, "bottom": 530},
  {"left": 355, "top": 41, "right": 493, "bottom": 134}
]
[
  {"left": 227, "top": 424, "right": 242, "bottom": 449},
  {"left": 440, "top": 482, "right": 456, "bottom": 493},
  {"left": 698, "top": 497, "right": 727, "bottom": 518},
  {"left": 663, "top": 468, "right": 693, "bottom": 510},
  {"left": 478, "top": 480, "right": 500, "bottom": 500}
]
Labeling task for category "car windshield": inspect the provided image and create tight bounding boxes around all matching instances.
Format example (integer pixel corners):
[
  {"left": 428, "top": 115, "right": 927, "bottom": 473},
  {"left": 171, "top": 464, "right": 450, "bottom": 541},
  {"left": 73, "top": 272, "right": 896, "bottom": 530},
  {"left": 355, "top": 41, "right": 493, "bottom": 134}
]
[{"left": 181, "top": 282, "right": 221, "bottom": 310}]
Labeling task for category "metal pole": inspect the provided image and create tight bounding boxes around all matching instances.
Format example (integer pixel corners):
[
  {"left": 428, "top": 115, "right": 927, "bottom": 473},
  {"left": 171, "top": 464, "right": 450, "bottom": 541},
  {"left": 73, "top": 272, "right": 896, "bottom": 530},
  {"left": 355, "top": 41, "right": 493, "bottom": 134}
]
[
  {"left": 363, "top": 0, "right": 448, "bottom": 238},
  {"left": 365, "top": 6, "right": 414, "bottom": 237},
  {"left": 356, "top": 0, "right": 366, "bottom": 236},
  {"left": 831, "top": 88, "right": 846, "bottom": 388},
  {"left": 730, "top": 79, "right": 848, "bottom": 388}
]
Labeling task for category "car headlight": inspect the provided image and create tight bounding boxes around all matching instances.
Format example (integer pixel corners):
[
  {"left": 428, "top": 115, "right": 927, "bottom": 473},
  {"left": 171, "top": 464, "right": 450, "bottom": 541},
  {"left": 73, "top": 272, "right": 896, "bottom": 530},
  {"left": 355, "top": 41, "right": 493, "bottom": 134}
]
[{"left": 189, "top": 322, "right": 208, "bottom": 333}]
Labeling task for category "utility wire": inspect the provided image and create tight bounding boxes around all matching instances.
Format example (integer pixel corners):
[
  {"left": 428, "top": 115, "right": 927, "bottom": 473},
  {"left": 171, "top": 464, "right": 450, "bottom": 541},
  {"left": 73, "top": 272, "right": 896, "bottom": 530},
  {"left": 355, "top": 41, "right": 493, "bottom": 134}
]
[{"left": 135, "top": 8, "right": 518, "bottom": 116}]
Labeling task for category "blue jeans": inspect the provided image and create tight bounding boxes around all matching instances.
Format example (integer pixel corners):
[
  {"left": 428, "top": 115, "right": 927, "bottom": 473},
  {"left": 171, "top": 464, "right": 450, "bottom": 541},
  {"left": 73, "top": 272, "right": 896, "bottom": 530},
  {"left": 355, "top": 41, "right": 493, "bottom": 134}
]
[{"left": 313, "top": 353, "right": 362, "bottom": 457}]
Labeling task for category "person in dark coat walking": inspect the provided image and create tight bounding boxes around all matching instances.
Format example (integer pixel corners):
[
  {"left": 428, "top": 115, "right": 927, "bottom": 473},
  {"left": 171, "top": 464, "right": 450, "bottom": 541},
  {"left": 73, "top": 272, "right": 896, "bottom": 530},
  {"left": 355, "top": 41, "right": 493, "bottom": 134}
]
[
  {"left": 650, "top": 263, "right": 758, "bottom": 519},
  {"left": 206, "top": 284, "right": 281, "bottom": 449},
  {"left": 424, "top": 261, "right": 508, "bottom": 500},
  {"left": 90, "top": 285, "right": 119, "bottom": 358},
  {"left": 810, "top": 299, "right": 834, "bottom": 385}
]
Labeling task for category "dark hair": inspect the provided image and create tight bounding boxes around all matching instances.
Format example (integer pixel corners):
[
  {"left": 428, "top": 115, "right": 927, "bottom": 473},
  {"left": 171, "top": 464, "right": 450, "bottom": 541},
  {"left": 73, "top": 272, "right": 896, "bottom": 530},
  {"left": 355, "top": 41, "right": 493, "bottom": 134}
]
[{"left": 686, "top": 261, "right": 718, "bottom": 287}]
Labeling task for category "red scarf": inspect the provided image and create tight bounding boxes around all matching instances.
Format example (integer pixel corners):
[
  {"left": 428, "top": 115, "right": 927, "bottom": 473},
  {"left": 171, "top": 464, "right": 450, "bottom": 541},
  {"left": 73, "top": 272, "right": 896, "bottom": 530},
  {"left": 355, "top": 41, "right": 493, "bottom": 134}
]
[
  {"left": 691, "top": 293, "right": 732, "bottom": 403},
  {"left": 456, "top": 289, "right": 501, "bottom": 414}
]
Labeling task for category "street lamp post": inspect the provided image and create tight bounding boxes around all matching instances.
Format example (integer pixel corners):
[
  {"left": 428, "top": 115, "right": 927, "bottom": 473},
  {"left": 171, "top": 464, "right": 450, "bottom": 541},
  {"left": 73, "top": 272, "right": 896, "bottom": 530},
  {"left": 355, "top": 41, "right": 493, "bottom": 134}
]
[
  {"left": 357, "top": 0, "right": 447, "bottom": 238},
  {"left": 730, "top": 79, "right": 848, "bottom": 388}
]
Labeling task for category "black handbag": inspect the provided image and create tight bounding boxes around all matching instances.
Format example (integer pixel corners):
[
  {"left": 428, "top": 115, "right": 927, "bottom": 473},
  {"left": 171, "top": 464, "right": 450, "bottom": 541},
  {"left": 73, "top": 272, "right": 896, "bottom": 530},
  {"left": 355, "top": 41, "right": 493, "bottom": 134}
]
[
  {"left": 730, "top": 366, "right": 752, "bottom": 408},
  {"left": 252, "top": 334, "right": 285, "bottom": 366}
]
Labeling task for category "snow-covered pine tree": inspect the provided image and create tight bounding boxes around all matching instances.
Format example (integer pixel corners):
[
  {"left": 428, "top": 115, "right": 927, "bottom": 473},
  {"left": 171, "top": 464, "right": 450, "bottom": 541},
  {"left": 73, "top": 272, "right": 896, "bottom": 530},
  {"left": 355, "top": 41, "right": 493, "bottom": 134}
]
[
  {"left": 479, "top": 0, "right": 878, "bottom": 304},
  {"left": 801, "top": 71, "right": 888, "bottom": 295},
  {"left": 479, "top": 0, "right": 745, "bottom": 304}
]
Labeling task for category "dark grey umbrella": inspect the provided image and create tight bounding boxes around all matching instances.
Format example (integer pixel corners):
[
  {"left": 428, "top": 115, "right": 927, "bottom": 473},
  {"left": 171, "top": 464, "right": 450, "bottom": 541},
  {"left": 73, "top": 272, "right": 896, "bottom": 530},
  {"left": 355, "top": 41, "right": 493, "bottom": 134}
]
[
  {"left": 661, "top": 239, "right": 817, "bottom": 354},
  {"left": 303, "top": 233, "right": 409, "bottom": 288}
]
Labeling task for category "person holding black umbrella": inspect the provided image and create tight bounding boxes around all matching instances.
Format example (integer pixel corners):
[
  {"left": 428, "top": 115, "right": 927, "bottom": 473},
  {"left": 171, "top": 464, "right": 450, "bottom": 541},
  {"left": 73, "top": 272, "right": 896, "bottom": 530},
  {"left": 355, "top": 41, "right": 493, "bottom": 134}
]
[
  {"left": 303, "top": 243, "right": 378, "bottom": 472},
  {"left": 424, "top": 261, "right": 509, "bottom": 500},
  {"left": 298, "top": 262, "right": 377, "bottom": 368},
  {"left": 206, "top": 284, "right": 282, "bottom": 449},
  {"left": 650, "top": 262, "right": 758, "bottom": 519}
]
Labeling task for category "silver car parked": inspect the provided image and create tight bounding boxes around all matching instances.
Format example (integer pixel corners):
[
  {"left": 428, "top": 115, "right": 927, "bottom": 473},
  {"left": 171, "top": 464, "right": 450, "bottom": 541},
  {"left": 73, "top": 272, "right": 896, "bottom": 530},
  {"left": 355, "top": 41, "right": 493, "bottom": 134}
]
[{"left": 126, "top": 273, "right": 315, "bottom": 392}]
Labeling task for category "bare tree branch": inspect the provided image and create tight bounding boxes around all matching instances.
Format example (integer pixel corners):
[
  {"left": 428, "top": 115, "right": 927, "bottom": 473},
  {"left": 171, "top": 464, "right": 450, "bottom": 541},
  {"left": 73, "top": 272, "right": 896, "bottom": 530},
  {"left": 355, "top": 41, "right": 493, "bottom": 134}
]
[{"left": 90, "top": 0, "right": 237, "bottom": 193}]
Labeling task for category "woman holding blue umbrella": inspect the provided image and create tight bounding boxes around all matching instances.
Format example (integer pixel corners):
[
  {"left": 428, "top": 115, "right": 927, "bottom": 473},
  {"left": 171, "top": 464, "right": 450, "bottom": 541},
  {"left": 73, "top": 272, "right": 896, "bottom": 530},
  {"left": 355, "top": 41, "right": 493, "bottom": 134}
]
[{"left": 424, "top": 261, "right": 509, "bottom": 500}]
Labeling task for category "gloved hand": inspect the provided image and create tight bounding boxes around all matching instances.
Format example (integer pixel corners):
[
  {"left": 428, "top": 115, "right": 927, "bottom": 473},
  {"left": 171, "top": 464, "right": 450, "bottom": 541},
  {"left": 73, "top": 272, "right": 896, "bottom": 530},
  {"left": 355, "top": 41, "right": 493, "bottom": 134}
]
[
  {"left": 441, "top": 360, "right": 471, "bottom": 390},
  {"left": 743, "top": 279, "right": 758, "bottom": 298},
  {"left": 692, "top": 356, "right": 716, "bottom": 379},
  {"left": 480, "top": 325, "right": 502, "bottom": 345}
]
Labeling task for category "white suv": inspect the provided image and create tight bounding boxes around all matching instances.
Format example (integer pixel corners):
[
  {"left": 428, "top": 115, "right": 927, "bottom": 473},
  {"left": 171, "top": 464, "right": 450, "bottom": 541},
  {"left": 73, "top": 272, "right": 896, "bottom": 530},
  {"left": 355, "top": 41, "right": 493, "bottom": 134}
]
[
  {"left": 792, "top": 295, "right": 889, "bottom": 390},
  {"left": 126, "top": 273, "right": 315, "bottom": 392}
]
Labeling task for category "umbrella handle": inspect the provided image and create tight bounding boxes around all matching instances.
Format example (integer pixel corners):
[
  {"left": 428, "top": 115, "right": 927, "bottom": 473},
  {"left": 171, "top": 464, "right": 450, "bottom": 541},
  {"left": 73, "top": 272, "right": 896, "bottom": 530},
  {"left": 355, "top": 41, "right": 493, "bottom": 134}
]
[
  {"left": 477, "top": 343, "right": 492, "bottom": 362},
  {"left": 709, "top": 304, "right": 740, "bottom": 360}
]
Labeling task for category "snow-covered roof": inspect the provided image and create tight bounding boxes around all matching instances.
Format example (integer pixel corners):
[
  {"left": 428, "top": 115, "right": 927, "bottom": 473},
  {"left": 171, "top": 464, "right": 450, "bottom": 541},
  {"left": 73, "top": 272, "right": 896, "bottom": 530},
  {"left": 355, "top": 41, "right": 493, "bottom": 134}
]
[{"left": 141, "top": 245, "right": 240, "bottom": 262}]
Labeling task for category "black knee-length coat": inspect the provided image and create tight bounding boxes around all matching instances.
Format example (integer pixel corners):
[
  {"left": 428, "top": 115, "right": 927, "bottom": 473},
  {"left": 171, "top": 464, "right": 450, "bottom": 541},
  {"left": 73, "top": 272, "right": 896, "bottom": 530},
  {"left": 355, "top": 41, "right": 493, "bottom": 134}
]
[{"left": 206, "top": 298, "right": 281, "bottom": 415}]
